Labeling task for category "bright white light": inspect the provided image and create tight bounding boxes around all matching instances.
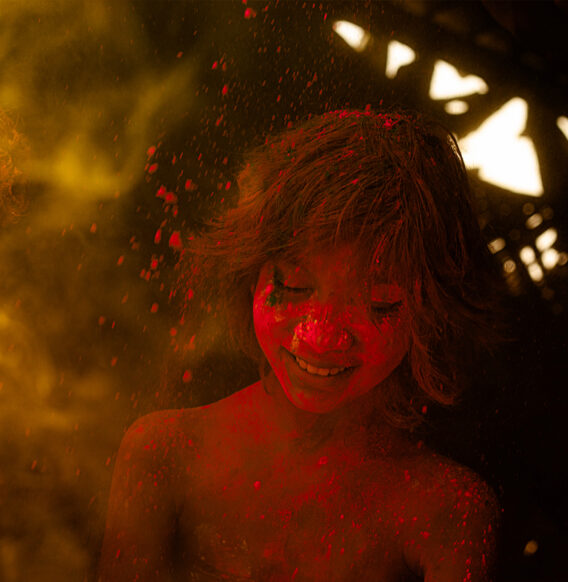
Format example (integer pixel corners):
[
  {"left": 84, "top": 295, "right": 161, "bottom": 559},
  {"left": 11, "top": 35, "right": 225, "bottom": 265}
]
[
  {"left": 527, "top": 263, "right": 544, "bottom": 282},
  {"left": 520, "top": 246, "right": 536, "bottom": 264},
  {"left": 557, "top": 116, "right": 568, "bottom": 142},
  {"left": 541, "top": 248, "right": 559, "bottom": 270},
  {"left": 445, "top": 100, "right": 469, "bottom": 115},
  {"left": 488, "top": 238, "right": 506, "bottom": 254},
  {"left": 525, "top": 213, "right": 543, "bottom": 229},
  {"left": 458, "top": 98, "right": 544, "bottom": 196},
  {"left": 429, "top": 60, "right": 489, "bottom": 100},
  {"left": 332, "top": 21, "right": 370, "bottom": 52},
  {"left": 385, "top": 40, "right": 416, "bottom": 79},
  {"left": 535, "top": 228, "right": 557, "bottom": 251}
]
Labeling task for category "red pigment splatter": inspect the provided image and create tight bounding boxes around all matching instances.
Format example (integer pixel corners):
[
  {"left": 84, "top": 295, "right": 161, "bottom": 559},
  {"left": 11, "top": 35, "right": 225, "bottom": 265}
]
[
  {"left": 186, "top": 288, "right": 194, "bottom": 301},
  {"left": 169, "top": 231, "right": 182, "bottom": 250},
  {"left": 169, "top": 328, "right": 177, "bottom": 337},
  {"left": 90, "top": 223, "right": 97, "bottom": 233},
  {"left": 150, "top": 258, "right": 159, "bottom": 270},
  {"left": 182, "top": 370, "right": 192, "bottom": 383},
  {"left": 98, "top": 316, "right": 106, "bottom": 325},
  {"left": 222, "top": 84, "right": 229, "bottom": 96},
  {"left": 154, "top": 229, "right": 162, "bottom": 244},
  {"left": 147, "top": 145, "right": 156, "bottom": 157},
  {"left": 148, "top": 163, "right": 158, "bottom": 174},
  {"left": 117, "top": 255, "right": 124, "bottom": 266},
  {"left": 150, "top": 303, "right": 159, "bottom": 313},
  {"left": 244, "top": 7, "right": 256, "bottom": 18}
]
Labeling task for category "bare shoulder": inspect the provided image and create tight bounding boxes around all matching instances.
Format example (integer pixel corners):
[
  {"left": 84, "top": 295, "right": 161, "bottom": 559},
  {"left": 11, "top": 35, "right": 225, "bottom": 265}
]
[{"left": 400, "top": 447, "right": 501, "bottom": 581}]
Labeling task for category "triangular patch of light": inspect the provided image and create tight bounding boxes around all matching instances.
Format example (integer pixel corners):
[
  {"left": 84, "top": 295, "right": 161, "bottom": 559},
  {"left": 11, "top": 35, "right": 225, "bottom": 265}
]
[
  {"left": 332, "top": 21, "right": 370, "bottom": 52},
  {"left": 458, "top": 98, "right": 544, "bottom": 197},
  {"left": 429, "top": 60, "right": 489, "bottom": 100},
  {"left": 558, "top": 116, "right": 568, "bottom": 142},
  {"left": 385, "top": 40, "right": 416, "bottom": 79}
]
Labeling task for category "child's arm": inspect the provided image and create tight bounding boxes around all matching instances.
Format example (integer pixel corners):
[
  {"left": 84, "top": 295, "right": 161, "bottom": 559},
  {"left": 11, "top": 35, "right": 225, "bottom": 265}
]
[
  {"left": 404, "top": 464, "right": 501, "bottom": 582},
  {"left": 98, "top": 412, "right": 184, "bottom": 582}
]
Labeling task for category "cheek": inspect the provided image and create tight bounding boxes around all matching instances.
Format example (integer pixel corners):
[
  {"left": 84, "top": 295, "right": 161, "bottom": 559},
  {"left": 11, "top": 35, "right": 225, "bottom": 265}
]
[{"left": 359, "top": 318, "right": 411, "bottom": 365}]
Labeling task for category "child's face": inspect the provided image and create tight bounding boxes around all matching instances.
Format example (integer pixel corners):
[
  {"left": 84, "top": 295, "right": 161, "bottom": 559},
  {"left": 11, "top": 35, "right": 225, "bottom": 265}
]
[{"left": 253, "top": 245, "right": 411, "bottom": 414}]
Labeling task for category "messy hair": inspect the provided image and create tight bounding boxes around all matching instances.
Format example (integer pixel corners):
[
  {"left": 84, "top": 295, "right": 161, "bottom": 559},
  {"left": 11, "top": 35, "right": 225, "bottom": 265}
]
[{"left": 177, "top": 108, "right": 504, "bottom": 428}]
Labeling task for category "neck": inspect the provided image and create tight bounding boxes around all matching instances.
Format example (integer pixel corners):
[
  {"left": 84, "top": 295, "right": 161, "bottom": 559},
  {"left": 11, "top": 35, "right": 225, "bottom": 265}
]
[{"left": 258, "top": 372, "right": 391, "bottom": 455}]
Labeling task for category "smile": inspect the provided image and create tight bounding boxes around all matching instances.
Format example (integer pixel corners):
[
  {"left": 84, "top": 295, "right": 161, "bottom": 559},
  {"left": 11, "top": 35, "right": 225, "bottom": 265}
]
[{"left": 293, "top": 355, "right": 347, "bottom": 377}]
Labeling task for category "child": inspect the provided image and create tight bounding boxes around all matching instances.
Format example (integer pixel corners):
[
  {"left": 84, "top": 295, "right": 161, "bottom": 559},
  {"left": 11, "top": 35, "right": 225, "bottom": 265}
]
[{"left": 100, "top": 109, "right": 502, "bottom": 581}]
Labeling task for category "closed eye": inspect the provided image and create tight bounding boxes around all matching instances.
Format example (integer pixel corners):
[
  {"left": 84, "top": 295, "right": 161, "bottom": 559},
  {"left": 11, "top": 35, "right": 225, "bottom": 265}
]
[
  {"left": 273, "top": 275, "right": 312, "bottom": 294},
  {"left": 371, "top": 301, "right": 402, "bottom": 317}
]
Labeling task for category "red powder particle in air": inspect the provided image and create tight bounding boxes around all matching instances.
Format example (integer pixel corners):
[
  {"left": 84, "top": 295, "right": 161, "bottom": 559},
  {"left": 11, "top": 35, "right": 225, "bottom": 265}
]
[
  {"left": 150, "top": 303, "right": 159, "bottom": 313},
  {"left": 225, "top": 181, "right": 231, "bottom": 190},
  {"left": 254, "top": 480, "right": 261, "bottom": 489},
  {"left": 148, "top": 163, "right": 158, "bottom": 174},
  {"left": 121, "top": 294, "right": 128, "bottom": 304},
  {"left": 170, "top": 327, "right": 177, "bottom": 337},
  {"left": 150, "top": 258, "right": 159, "bottom": 270},
  {"left": 186, "top": 288, "right": 194, "bottom": 301},
  {"left": 111, "top": 357, "right": 118, "bottom": 367},
  {"left": 182, "top": 370, "right": 192, "bottom": 383},
  {"left": 147, "top": 145, "right": 156, "bottom": 157},
  {"left": 117, "top": 255, "right": 124, "bottom": 266},
  {"left": 169, "top": 231, "right": 182, "bottom": 250},
  {"left": 154, "top": 229, "right": 162, "bottom": 244},
  {"left": 244, "top": 7, "right": 256, "bottom": 18},
  {"left": 176, "top": 51, "right": 183, "bottom": 58},
  {"left": 90, "top": 223, "right": 97, "bottom": 233},
  {"left": 215, "top": 114, "right": 224, "bottom": 127},
  {"left": 222, "top": 84, "right": 229, "bottom": 95},
  {"left": 98, "top": 316, "right": 106, "bottom": 325},
  {"left": 156, "top": 185, "right": 167, "bottom": 198}
]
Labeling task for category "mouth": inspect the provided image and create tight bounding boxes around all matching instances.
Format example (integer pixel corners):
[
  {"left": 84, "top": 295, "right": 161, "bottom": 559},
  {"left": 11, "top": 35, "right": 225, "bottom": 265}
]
[{"left": 284, "top": 348, "right": 356, "bottom": 379}]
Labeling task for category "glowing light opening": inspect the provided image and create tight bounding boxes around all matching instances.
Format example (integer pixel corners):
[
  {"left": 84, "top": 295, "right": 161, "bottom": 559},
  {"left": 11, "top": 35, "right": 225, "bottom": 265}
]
[
  {"left": 557, "top": 116, "right": 568, "bottom": 142},
  {"left": 385, "top": 40, "right": 416, "bottom": 79},
  {"left": 458, "top": 98, "right": 544, "bottom": 196},
  {"left": 488, "top": 238, "right": 506, "bottom": 254},
  {"left": 520, "top": 246, "right": 536, "bottom": 264},
  {"left": 445, "top": 100, "right": 469, "bottom": 115},
  {"left": 503, "top": 259, "right": 517, "bottom": 273},
  {"left": 527, "top": 263, "right": 544, "bottom": 282},
  {"left": 525, "top": 213, "right": 543, "bottom": 229},
  {"left": 535, "top": 228, "right": 557, "bottom": 251},
  {"left": 429, "top": 60, "right": 489, "bottom": 100},
  {"left": 332, "top": 21, "right": 370, "bottom": 52},
  {"left": 541, "top": 248, "right": 559, "bottom": 270}
]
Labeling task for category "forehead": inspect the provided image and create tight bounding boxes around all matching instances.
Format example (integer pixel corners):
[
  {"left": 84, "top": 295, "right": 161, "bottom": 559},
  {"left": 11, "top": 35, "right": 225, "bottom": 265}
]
[{"left": 279, "top": 243, "right": 393, "bottom": 284}]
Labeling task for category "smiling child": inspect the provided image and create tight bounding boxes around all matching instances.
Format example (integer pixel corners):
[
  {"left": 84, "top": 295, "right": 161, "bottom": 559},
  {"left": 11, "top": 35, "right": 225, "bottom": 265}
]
[{"left": 100, "top": 109, "right": 502, "bottom": 581}]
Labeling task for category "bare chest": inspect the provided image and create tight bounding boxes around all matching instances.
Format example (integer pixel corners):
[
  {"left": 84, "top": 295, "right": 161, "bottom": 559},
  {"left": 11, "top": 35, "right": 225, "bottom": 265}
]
[{"left": 178, "top": 451, "right": 418, "bottom": 581}]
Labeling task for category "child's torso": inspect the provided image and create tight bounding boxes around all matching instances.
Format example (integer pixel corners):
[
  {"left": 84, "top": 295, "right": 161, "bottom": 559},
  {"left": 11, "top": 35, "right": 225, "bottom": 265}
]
[{"left": 174, "top": 422, "right": 422, "bottom": 581}]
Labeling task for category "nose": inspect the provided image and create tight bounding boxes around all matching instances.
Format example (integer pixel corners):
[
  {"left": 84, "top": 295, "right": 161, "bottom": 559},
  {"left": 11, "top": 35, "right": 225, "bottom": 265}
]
[{"left": 293, "top": 312, "right": 354, "bottom": 352}]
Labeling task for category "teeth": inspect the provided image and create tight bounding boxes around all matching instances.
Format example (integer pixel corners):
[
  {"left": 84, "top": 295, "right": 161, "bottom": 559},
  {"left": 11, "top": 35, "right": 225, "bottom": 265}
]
[{"left": 294, "top": 356, "right": 346, "bottom": 377}]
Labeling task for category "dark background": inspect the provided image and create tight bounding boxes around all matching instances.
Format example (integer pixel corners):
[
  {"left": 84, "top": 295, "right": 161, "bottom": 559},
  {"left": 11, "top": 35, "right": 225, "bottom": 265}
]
[{"left": 0, "top": 1, "right": 566, "bottom": 580}]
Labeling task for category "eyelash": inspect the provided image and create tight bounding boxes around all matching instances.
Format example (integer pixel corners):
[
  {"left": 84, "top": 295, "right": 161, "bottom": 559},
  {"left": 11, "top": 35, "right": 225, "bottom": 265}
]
[
  {"left": 371, "top": 301, "right": 402, "bottom": 318},
  {"left": 273, "top": 274, "right": 311, "bottom": 294}
]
